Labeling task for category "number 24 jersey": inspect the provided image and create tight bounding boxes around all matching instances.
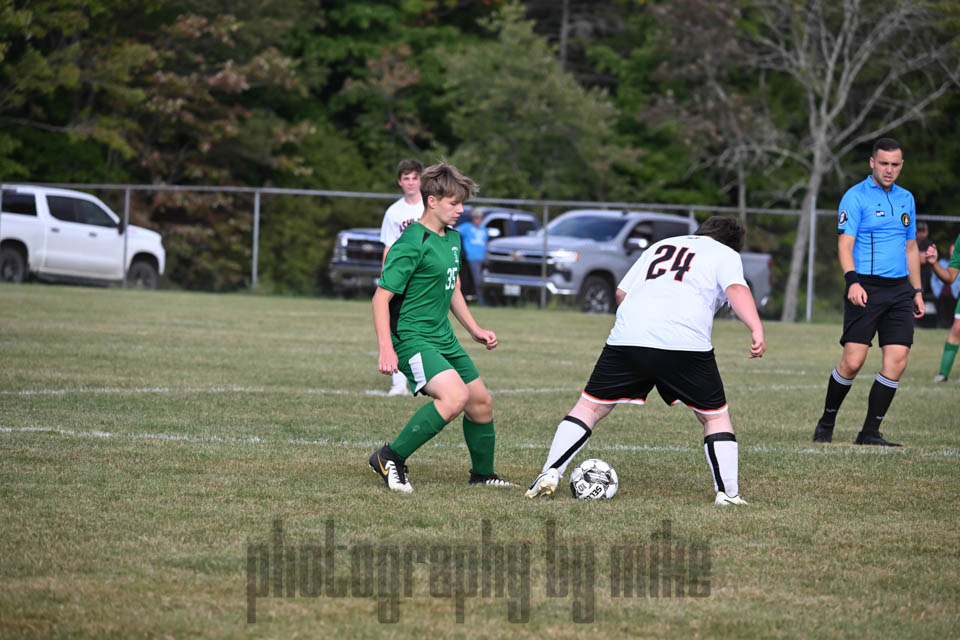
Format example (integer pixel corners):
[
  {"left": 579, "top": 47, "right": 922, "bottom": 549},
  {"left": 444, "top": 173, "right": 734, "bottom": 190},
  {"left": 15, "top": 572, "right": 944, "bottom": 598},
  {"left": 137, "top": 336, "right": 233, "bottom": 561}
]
[{"left": 608, "top": 235, "right": 747, "bottom": 352}]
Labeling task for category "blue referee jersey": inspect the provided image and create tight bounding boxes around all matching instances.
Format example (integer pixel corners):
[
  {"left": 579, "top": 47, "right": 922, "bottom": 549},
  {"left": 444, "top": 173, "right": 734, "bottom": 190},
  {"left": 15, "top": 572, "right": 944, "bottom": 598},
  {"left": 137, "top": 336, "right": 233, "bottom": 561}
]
[{"left": 837, "top": 175, "right": 916, "bottom": 278}]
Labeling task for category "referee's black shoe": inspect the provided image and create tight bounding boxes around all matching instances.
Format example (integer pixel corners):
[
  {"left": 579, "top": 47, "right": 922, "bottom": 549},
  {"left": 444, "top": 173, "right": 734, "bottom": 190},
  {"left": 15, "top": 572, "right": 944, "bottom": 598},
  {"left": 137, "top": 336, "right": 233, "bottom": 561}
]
[
  {"left": 812, "top": 421, "right": 834, "bottom": 443},
  {"left": 853, "top": 431, "right": 902, "bottom": 447}
]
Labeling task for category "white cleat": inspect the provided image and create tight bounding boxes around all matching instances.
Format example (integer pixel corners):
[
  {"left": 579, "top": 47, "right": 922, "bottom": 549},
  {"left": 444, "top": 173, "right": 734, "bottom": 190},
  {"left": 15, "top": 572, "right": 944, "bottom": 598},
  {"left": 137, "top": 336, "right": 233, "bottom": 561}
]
[
  {"left": 369, "top": 446, "right": 413, "bottom": 493},
  {"left": 525, "top": 468, "right": 560, "bottom": 499},
  {"left": 933, "top": 374, "right": 948, "bottom": 383},
  {"left": 715, "top": 492, "right": 748, "bottom": 506}
]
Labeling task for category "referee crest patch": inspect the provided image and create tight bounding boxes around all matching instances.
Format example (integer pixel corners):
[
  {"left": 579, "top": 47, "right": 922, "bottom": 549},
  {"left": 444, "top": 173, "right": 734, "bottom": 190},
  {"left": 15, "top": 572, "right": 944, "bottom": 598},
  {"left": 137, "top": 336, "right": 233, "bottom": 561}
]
[
  {"left": 838, "top": 210, "right": 848, "bottom": 225},
  {"left": 901, "top": 213, "right": 910, "bottom": 227}
]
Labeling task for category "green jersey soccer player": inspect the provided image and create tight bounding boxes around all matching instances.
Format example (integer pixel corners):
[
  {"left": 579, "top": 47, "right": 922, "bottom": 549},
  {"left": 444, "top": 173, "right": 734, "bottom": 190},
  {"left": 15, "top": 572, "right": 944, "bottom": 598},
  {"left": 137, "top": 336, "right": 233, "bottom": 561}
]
[
  {"left": 369, "top": 162, "right": 514, "bottom": 493},
  {"left": 929, "top": 233, "right": 960, "bottom": 382}
]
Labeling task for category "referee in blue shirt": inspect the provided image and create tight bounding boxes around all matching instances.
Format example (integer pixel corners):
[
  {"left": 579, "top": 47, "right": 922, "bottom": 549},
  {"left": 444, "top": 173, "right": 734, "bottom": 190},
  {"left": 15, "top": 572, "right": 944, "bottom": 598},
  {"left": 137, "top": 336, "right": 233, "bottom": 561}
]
[{"left": 813, "top": 138, "right": 926, "bottom": 447}]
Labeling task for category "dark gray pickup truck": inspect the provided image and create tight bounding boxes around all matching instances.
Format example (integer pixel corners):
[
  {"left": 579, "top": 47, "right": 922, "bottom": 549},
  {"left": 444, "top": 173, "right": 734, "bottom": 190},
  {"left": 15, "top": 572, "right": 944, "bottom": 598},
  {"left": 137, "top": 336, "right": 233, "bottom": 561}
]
[
  {"left": 328, "top": 206, "right": 540, "bottom": 298},
  {"left": 480, "top": 209, "right": 772, "bottom": 314}
]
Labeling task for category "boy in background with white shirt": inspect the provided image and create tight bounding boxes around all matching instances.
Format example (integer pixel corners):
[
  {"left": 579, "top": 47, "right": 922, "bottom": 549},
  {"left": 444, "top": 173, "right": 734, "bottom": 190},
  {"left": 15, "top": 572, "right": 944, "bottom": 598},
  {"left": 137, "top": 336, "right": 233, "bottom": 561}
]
[{"left": 380, "top": 159, "right": 424, "bottom": 396}]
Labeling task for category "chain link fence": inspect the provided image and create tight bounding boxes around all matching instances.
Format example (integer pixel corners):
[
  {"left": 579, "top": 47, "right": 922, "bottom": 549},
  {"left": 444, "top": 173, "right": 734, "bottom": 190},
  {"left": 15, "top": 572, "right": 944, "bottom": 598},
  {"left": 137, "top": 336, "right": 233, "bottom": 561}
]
[{"left": 12, "top": 182, "right": 960, "bottom": 323}]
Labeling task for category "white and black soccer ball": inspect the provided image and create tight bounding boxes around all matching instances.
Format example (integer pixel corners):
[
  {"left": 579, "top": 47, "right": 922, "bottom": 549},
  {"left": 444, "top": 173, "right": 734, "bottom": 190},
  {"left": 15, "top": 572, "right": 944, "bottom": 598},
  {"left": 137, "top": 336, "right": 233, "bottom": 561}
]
[{"left": 569, "top": 458, "right": 619, "bottom": 500}]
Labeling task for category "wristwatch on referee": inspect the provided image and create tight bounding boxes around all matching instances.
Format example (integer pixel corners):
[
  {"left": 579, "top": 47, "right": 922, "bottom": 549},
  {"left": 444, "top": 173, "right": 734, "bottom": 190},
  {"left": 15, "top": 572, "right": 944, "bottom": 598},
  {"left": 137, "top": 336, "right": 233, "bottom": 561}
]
[{"left": 914, "top": 287, "right": 923, "bottom": 294}]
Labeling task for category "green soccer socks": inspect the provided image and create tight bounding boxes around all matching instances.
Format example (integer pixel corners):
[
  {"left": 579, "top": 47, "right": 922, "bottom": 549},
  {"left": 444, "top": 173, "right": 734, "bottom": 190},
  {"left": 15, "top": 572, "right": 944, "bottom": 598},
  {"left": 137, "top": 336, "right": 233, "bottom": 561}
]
[
  {"left": 390, "top": 402, "right": 449, "bottom": 459},
  {"left": 462, "top": 416, "right": 495, "bottom": 476},
  {"left": 940, "top": 341, "right": 958, "bottom": 379}
]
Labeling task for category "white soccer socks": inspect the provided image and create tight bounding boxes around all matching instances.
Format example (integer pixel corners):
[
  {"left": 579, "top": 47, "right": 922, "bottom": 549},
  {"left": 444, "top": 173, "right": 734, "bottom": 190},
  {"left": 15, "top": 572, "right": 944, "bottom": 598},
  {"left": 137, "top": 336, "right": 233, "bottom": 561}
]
[
  {"left": 388, "top": 371, "right": 409, "bottom": 396},
  {"left": 704, "top": 432, "right": 740, "bottom": 502},
  {"left": 542, "top": 415, "right": 592, "bottom": 476}
]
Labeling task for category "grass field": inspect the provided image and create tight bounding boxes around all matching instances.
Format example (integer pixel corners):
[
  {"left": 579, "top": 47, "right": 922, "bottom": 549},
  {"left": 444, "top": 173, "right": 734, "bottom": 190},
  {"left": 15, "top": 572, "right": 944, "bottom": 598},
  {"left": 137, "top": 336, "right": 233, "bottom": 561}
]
[{"left": 1, "top": 283, "right": 958, "bottom": 639}]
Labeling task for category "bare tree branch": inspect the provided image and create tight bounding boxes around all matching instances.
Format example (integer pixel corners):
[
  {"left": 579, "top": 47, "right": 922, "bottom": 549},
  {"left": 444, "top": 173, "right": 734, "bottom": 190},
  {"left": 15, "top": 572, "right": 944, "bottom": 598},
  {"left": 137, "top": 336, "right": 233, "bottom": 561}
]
[
  {"left": 0, "top": 116, "right": 84, "bottom": 134},
  {"left": 738, "top": 0, "right": 960, "bottom": 322}
]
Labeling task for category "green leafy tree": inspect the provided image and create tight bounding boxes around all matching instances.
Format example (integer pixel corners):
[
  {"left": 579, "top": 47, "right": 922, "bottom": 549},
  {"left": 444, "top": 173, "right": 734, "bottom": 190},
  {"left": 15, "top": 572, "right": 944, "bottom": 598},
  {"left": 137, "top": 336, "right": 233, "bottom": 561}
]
[
  {"left": 256, "top": 123, "right": 377, "bottom": 295},
  {"left": 0, "top": 0, "right": 157, "bottom": 179},
  {"left": 441, "top": 2, "right": 637, "bottom": 201},
  {"left": 1, "top": 1, "right": 324, "bottom": 291},
  {"left": 583, "top": 2, "right": 728, "bottom": 204},
  {"left": 289, "top": 1, "right": 503, "bottom": 171},
  {"left": 637, "top": 0, "right": 783, "bottom": 216}
]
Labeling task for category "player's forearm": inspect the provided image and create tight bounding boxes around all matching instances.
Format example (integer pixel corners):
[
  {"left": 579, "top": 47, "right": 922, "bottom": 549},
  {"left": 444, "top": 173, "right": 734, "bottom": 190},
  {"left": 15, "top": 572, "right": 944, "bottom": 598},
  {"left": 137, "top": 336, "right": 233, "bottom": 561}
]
[
  {"left": 906, "top": 241, "right": 922, "bottom": 289},
  {"left": 726, "top": 284, "right": 763, "bottom": 335},
  {"left": 931, "top": 260, "right": 959, "bottom": 285},
  {"left": 372, "top": 288, "right": 394, "bottom": 348},
  {"left": 450, "top": 287, "right": 480, "bottom": 334}
]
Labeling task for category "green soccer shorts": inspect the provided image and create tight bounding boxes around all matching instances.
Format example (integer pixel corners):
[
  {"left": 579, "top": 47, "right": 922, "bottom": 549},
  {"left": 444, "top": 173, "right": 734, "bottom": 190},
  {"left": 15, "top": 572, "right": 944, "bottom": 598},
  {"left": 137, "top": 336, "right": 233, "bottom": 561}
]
[{"left": 395, "top": 343, "right": 480, "bottom": 396}]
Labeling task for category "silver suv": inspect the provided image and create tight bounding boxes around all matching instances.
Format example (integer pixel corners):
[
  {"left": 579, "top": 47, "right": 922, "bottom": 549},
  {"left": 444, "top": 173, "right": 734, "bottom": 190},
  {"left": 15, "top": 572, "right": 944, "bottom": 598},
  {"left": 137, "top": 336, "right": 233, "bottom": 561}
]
[{"left": 481, "top": 209, "right": 771, "bottom": 314}]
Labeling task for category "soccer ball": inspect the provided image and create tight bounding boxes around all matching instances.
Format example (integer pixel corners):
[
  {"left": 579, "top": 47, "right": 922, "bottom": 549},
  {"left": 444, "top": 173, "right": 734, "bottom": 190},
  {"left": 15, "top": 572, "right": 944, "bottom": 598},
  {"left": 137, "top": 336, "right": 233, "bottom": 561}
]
[{"left": 569, "top": 458, "right": 619, "bottom": 500}]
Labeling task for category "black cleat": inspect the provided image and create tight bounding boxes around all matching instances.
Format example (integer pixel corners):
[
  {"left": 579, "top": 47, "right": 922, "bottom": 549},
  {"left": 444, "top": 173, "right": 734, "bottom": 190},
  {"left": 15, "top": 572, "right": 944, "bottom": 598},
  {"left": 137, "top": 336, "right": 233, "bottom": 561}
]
[
  {"left": 813, "top": 421, "right": 834, "bottom": 443},
  {"left": 853, "top": 431, "right": 902, "bottom": 447},
  {"left": 468, "top": 472, "right": 517, "bottom": 487}
]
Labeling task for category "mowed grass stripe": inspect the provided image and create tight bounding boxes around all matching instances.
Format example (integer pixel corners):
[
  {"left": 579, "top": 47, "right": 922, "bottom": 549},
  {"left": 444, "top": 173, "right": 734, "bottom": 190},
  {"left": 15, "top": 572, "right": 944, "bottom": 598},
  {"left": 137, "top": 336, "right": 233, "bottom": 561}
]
[{"left": 6, "top": 425, "right": 960, "bottom": 459}]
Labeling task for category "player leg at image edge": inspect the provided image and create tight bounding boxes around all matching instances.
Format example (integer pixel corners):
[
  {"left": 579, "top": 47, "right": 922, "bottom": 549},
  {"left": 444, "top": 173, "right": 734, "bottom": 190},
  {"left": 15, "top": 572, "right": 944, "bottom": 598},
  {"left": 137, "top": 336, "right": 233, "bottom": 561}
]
[{"left": 932, "top": 307, "right": 960, "bottom": 382}]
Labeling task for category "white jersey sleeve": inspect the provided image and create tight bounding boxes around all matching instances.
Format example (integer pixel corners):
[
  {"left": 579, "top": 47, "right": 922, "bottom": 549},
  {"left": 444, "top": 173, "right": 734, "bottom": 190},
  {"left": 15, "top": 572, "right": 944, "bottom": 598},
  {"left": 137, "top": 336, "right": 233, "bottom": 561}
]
[
  {"left": 617, "top": 252, "right": 648, "bottom": 293},
  {"left": 715, "top": 248, "right": 746, "bottom": 293},
  {"left": 380, "top": 207, "right": 399, "bottom": 247},
  {"left": 607, "top": 235, "right": 747, "bottom": 351}
]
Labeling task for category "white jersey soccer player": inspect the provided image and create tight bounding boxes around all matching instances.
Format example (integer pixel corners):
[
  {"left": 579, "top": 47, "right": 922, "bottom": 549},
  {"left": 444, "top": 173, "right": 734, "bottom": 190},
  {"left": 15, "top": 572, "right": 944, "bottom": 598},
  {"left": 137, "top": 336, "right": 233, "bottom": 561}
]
[
  {"left": 380, "top": 159, "right": 424, "bottom": 396},
  {"left": 380, "top": 196, "right": 423, "bottom": 248},
  {"left": 525, "top": 216, "right": 765, "bottom": 505}
]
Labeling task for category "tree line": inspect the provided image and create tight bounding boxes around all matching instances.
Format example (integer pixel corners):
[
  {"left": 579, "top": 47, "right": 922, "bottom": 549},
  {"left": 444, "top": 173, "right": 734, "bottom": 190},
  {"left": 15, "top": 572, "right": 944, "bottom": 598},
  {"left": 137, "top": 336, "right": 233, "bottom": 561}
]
[{"left": 2, "top": 0, "right": 958, "bottom": 319}]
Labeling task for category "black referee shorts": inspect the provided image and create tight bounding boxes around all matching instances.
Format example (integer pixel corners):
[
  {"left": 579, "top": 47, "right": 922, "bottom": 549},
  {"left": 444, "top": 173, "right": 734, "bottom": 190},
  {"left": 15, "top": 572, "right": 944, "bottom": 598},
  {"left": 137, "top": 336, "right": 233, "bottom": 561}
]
[
  {"left": 581, "top": 344, "right": 728, "bottom": 414},
  {"left": 841, "top": 275, "right": 914, "bottom": 348}
]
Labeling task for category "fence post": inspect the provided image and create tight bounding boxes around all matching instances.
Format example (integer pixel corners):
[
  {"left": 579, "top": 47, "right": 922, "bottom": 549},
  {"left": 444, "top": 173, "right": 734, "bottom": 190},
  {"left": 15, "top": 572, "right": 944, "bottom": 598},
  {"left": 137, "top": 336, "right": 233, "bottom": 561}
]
[
  {"left": 805, "top": 198, "right": 817, "bottom": 323},
  {"left": 540, "top": 203, "right": 549, "bottom": 308},
  {"left": 122, "top": 188, "right": 131, "bottom": 288},
  {"left": 252, "top": 190, "right": 261, "bottom": 290}
]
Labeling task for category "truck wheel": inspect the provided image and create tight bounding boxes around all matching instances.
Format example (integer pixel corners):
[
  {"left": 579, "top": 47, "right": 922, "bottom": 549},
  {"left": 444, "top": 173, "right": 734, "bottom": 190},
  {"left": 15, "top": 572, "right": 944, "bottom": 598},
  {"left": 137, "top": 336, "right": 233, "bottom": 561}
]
[
  {"left": 580, "top": 275, "right": 614, "bottom": 314},
  {"left": 0, "top": 247, "right": 26, "bottom": 283},
  {"left": 127, "top": 260, "right": 159, "bottom": 289}
]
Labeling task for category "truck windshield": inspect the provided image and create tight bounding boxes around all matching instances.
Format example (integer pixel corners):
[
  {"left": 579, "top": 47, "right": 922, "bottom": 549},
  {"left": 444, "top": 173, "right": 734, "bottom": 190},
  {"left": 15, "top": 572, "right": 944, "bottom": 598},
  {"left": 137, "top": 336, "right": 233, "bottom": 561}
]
[{"left": 546, "top": 216, "right": 627, "bottom": 242}]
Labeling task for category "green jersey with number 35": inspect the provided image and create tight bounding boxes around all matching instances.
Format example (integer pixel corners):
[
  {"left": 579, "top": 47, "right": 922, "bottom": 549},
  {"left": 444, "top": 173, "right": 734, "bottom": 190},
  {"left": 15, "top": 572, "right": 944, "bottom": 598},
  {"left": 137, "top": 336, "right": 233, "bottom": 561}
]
[{"left": 378, "top": 221, "right": 462, "bottom": 351}]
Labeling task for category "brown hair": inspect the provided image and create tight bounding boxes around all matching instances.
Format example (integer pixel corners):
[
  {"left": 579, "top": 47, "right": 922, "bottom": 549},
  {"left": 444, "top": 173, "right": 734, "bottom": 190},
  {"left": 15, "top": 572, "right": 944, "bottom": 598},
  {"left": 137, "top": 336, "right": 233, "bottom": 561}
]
[
  {"left": 396, "top": 158, "right": 423, "bottom": 180},
  {"left": 695, "top": 216, "right": 745, "bottom": 252},
  {"left": 420, "top": 162, "right": 479, "bottom": 204}
]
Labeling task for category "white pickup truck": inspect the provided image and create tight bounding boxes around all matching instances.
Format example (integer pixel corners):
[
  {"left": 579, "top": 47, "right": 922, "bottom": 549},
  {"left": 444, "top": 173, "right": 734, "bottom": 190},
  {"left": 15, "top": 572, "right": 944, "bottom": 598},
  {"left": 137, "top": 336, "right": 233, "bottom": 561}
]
[{"left": 0, "top": 184, "right": 165, "bottom": 288}]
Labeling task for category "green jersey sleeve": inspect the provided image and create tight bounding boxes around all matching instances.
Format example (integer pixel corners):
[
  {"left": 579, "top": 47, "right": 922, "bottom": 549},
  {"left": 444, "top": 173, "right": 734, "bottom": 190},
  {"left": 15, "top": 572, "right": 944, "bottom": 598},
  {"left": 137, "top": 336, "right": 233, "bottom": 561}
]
[{"left": 379, "top": 238, "right": 421, "bottom": 294}]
